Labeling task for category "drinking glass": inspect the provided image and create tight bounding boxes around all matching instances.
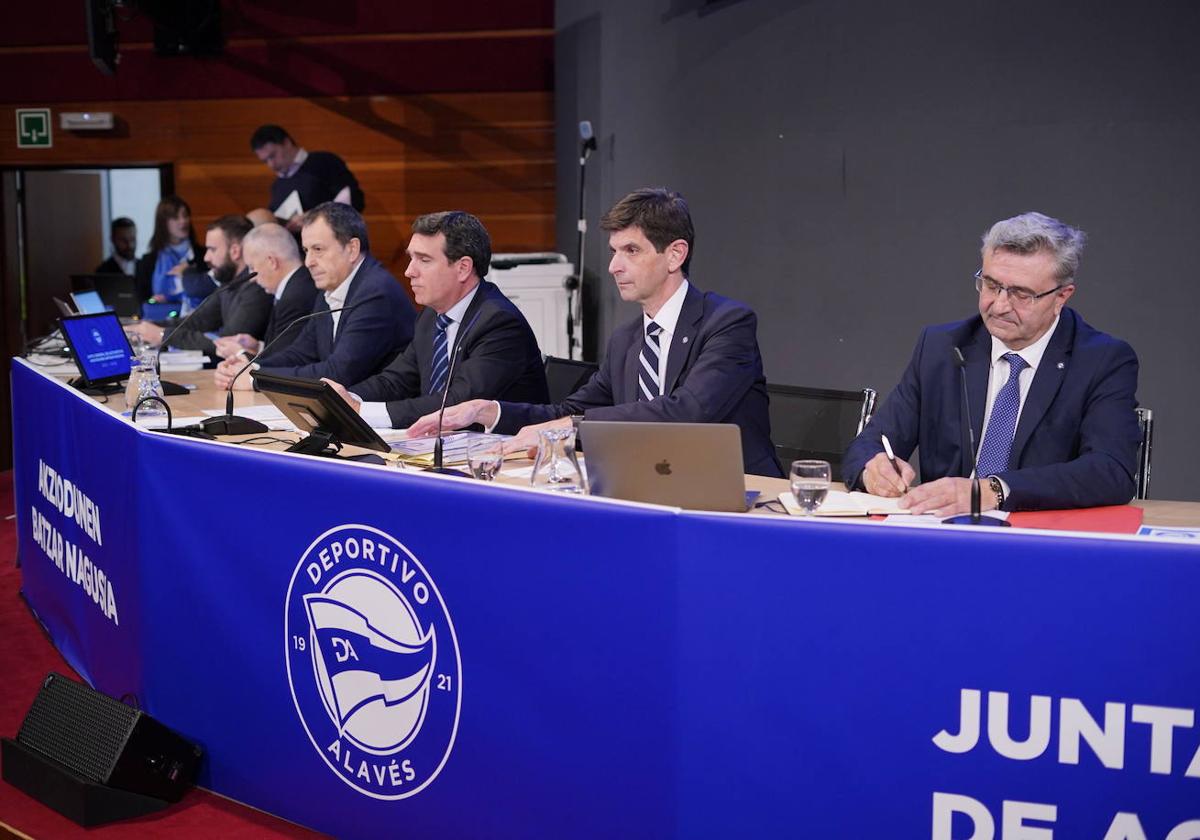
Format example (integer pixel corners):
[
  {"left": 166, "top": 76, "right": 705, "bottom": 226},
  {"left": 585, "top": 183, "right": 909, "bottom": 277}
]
[
  {"left": 125, "top": 352, "right": 166, "bottom": 419},
  {"left": 790, "top": 459, "right": 831, "bottom": 514},
  {"left": 467, "top": 435, "right": 505, "bottom": 481},
  {"left": 530, "top": 427, "right": 587, "bottom": 494}
]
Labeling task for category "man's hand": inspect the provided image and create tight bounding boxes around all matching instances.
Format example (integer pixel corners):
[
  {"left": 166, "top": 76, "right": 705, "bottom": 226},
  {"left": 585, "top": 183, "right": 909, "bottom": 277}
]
[
  {"left": 321, "top": 379, "right": 360, "bottom": 413},
  {"left": 900, "top": 477, "right": 997, "bottom": 517},
  {"left": 130, "top": 321, "right": 166, "bottom": 347},
  {"left": 167, "top": 259, "right": 189, "bottom": 277},
  {"left": 862, "top": 451, "right": 916, "bottom": 497},
  {"left": 407, "top": 399, "right": 497, "bottom": 438},
  {"left": 214, "top": 334, "right": 260, "bottom": 359},
  {"left": 213, "top": 357, "right": 253, "bottom": 390},
  {"left": 504, "top": 417, "right": 572, "bottom": 458}
]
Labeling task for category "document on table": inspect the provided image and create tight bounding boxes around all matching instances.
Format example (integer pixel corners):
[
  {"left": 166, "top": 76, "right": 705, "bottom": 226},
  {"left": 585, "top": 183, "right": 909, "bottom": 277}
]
[{"left": 778, "top": 489, "right": 911, "bottom": 517}]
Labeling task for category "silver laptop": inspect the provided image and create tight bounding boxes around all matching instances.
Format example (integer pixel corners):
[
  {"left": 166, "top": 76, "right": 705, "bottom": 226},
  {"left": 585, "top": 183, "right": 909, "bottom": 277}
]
[{"left": 581, "top": 421, "right": 754, "bottom": 512}]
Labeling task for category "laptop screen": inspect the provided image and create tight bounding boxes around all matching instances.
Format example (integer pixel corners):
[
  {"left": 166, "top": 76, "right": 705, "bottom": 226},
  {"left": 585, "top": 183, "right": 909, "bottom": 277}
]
[
  {"left": 70, "top": 290, "right": 109, "bottom": 315},
  {"left": 59, "top": 313, "right": 134, "bottom": 386}
]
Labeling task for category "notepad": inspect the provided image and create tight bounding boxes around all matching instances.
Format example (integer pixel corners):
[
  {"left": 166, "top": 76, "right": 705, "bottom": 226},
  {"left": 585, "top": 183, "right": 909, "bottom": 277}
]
[
  {"left": 777, "top": 489, "right": 911, "bottom": 517},
  {"left": 273, "top": 190, "right": 303, "bottom": 220}
]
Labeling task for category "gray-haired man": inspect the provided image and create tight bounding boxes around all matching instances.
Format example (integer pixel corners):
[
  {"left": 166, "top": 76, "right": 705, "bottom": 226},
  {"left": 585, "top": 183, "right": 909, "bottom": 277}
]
[{"left": 842, "top": 211, "right": 1141, "bottom": 514}]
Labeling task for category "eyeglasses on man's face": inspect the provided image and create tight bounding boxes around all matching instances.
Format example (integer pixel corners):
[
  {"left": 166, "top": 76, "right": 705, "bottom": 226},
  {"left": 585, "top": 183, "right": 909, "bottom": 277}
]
[{"left": 974, "top": 270, "right": 1069, "bottom": 305}]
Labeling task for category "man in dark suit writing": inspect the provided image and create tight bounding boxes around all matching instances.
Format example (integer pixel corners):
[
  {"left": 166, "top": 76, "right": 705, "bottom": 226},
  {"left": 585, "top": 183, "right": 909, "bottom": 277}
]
[
  {"left": 323, "top": 211, "right": 547, "bottom": 428},
  {"left": 213, "top": 222, "right": 319, "bottom": 360},
  {"left": 214, "top": 202, "right": 415, "bottom": 389},
  {"left": 842, "top": 211, "right": 1140, "bottom": 514},
  {"left": 408, "top": 187, "right": 781, "bottom": 477}
]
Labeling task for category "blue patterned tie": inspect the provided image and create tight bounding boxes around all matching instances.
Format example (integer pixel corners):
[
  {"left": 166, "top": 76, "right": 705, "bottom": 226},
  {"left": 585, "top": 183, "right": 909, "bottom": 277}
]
[
  {"left": 428, "top": 313, "right": 453, "bottom": 395},
  {"left": 638, "top": 321, "right": 663, "bottom": 401},
  {"left": 975, "top": 352, "right": 1030, "bottom": 477}
]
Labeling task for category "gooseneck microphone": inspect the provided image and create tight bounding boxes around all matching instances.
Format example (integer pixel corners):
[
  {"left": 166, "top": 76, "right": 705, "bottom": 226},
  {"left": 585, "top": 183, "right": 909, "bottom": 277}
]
[
  {"left": 154, "top": 271, "right": 256, "bottom": 395},
  {"left": 428, "top": 342, "right": 468, "bottom": 477},
  {"left": 200, "top": 302, "right": 360, "bottom": 436},
  {"left": 944, "top": 346, "right": 1009, "bottom": 527},
  {"left": 567, "top": 119, "right": 596, "bottom": 361}
]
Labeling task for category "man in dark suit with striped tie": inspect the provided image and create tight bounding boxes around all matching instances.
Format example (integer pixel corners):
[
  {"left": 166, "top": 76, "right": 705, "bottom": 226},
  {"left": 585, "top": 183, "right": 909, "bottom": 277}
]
[
  {"left": 323, "top": 211, "right": 547, "bottom": 428},
  {"left": 407, "top": 188, "right": 781, "bottom": 477}
]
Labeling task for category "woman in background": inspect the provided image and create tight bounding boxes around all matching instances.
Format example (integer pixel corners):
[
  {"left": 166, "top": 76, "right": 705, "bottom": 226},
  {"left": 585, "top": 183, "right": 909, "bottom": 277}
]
[{"left": 135, "top": 195, "right": 197, "bottom": 305}]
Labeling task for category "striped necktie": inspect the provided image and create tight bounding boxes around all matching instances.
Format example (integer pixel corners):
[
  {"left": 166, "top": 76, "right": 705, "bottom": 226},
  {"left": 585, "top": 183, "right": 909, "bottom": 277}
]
[
  {"left": 975, "top": 352, "right": 1030, "bottom": 478},
  {"left": 428, "top": 313, "right": 453, "bottom": 395},
  {"left": 638, "top": 321, "right": 663, "bottom": 401}
]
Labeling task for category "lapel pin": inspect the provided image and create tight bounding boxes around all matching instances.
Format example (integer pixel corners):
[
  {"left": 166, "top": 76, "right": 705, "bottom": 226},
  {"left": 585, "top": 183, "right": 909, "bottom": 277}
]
[
  {"left": 682, "top": 336, "right": 689, "bottom": 344},
  {"left": 1056, "top": 362, "right": 1065, "bottom": 370}
]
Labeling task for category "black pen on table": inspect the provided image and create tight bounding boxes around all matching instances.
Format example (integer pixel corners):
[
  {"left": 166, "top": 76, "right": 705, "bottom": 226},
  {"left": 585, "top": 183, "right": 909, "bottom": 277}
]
[{"left": 880, "top": 434, "right": 908, "bottom": 493}]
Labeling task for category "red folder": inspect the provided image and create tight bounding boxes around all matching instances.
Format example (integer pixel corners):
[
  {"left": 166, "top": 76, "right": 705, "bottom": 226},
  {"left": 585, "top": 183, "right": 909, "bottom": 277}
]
[{"left": 1008, "top": 505, "right": 1144, "bottom": 534}]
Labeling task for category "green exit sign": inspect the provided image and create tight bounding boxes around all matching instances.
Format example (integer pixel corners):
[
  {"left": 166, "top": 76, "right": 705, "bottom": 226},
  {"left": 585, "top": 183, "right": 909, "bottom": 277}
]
[{"left": 16, "top": 109, "right": 52, "bottom": 148}]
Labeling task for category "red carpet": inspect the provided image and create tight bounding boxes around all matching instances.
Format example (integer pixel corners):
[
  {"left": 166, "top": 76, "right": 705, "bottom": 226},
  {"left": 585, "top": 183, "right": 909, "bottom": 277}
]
[{"left": 0, "top": 472, "right": 327, "bottom": 838}]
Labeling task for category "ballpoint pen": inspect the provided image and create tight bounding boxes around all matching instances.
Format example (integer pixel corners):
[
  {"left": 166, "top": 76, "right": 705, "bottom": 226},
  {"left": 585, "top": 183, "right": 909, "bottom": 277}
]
[{"left": 880, "top": 434, "right": 908, "bottom": 493}]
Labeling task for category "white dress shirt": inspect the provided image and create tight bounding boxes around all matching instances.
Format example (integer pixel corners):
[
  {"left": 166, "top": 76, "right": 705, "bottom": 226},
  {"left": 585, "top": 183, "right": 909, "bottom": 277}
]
[
  {"left": 641, "top": 279, "right": 689, "bottom": 396},
  {"left": 274, "top": 265, "right": 299, "bottom": 302},
  {"left": 325, "top": 257, "right": 364, "bottom": 338},
  {"left": 358, "top": 284, "right": 480, "bottom": 428},
  {"left": 976, "top": 314, "right": 1060, "bottom": 487}
]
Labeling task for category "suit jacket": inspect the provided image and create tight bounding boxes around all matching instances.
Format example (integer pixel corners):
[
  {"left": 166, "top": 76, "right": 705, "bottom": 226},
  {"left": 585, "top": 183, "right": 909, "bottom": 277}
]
[
  {"left": 262, "top": 267, "right": 320, "bottom": 353},
  {"left": 167, "top": 271, "right": 273, "bottom": 355},
  {"left": 497, "top": 283, "right": 782, "bottom": 477},
  {"left": 842, "top": 307, "right": 1140, "bottom": 510},
  {"left": 95, "top": 256, "right": 132, "bottom": 276},
  {"left": 255, "top": 254, "right": 416, "bottom": 385},
  {"left": 350, "top": 280, "right": 548, "bottom": 428}
]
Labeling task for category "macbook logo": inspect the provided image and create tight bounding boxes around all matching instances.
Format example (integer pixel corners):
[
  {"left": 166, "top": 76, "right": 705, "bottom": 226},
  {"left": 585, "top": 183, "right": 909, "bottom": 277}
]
[{"left": 655, "top": 460, "right": 672, "bottom": 476}]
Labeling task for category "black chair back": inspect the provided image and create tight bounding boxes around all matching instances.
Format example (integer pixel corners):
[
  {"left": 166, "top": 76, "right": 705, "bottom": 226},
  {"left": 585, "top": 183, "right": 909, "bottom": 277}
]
[
  {"left": 544, "top": 356, "right": 599, "bottom": 404},
  {"left": 767, "top": 384, "right": 876, "bottom": 481}
]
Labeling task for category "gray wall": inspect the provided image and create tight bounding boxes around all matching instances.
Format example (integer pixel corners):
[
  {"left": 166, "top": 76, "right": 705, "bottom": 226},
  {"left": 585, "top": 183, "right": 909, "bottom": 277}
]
[{"left": 556, "top": 0, "right": 1200, "bottom": 501}]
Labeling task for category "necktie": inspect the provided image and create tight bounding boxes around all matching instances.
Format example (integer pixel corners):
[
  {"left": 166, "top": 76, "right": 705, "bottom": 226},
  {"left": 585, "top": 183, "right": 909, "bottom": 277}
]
[
  {"left": 638, "top": 321, "right": 663, "bottom": 401},
  {"left": 428, "top": 313, "right": 453, "bottom": 395},
  {"left": 975, "top": 352, "right": 1030, "bottom": 477}
]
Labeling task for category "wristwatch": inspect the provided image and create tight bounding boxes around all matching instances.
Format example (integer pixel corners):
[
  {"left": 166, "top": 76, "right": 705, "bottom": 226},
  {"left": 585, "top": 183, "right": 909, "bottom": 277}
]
[{"left": 987, "top": 475, "right": 1005, "bottom": 509}]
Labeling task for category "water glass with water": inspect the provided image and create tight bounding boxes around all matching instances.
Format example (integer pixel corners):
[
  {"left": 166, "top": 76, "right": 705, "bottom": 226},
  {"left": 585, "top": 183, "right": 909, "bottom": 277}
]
[
  {"left": 530, "top": 427, "right": 587, "bottom": 494},
  {"left": 467, "top": 435, "right": 505, "bottom": 481},
  {"left": 125, "top": 351, "right": 166, "bottom": 420},
  {"left": 790, "top": 459, "right": 831, "bottom": 514}
]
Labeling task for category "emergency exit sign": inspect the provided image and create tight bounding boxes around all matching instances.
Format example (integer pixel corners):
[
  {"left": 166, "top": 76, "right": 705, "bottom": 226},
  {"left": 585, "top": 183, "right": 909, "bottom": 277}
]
[{"left": 16, "top": 109, "right": 52, "bottom": 148}]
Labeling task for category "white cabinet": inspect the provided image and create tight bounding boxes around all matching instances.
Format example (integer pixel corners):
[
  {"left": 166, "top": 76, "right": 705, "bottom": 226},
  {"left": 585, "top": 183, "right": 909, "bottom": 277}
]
[{"left": 488, "top": 253, "right": 576, "bottom": 360}]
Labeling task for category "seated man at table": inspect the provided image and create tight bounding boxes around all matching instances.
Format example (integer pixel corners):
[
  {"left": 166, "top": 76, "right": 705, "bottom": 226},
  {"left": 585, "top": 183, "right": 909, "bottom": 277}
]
[
  {"left": 323, "top": 210, "right": 548, "bottom": 428},
  {"left": 407, "top": 187, "right": 782, "bottom": 477},
  {"left": 842, "top": 211, "right": 1140, "bottom": 515},
  {"left": 214, "top": 202, "right": 415, "bottom": 390},
  {"left": 131, "top": 214, "right": 272, "bottom": 355},
  {"left": 213, "top": 222, "right": 318, "bottom": 360}
]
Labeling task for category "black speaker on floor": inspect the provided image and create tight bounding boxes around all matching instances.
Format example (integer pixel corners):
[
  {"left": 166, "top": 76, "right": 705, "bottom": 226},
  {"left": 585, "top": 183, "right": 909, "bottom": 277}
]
[{"left": 1, "top": 673, "right": 203, "bottom": 826}]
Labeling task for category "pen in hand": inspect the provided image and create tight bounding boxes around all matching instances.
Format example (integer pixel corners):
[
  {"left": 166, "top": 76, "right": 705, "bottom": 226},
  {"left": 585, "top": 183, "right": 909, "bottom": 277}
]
[{"left": 880, "top": 435, "right": 908, "bottom": 494}]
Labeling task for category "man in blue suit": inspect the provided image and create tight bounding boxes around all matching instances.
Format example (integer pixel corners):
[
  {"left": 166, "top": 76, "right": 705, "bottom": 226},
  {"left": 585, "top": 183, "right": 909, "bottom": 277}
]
[
  {"left": 408, "top": 187, "right": 781, "bottom": 477},
  {"left": 214, "top": 202, "right": 415, "bottom": 390},
  {"left": 323, "top": 210, "right": 548, "bottom": 428},
  {"left": 842, "top": 211, "right": 1140, "bottom": 514}
]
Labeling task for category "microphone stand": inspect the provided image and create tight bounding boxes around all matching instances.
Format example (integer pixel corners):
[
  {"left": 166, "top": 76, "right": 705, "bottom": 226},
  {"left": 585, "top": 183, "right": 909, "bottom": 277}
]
[
  {"left": 426, "top": 343, "right": 469, "bottom": 477},
  {"left": 200, "top": 303, "right": 359, "bottom": 436},
  {"left": 944, "top": 346, "right": 1009, "bottom": 527},
  {"left": 566, "top": 127, "right": 596, "bottom": 362},
  {"left": 154, "top": 271, "right": 256, "bottom": 396}
]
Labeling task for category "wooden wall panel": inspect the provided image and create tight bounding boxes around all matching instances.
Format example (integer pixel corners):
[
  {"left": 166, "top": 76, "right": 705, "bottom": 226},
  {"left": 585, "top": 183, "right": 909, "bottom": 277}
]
[{"left": 1, "top": 92, "right": 556, "bottom": 286}]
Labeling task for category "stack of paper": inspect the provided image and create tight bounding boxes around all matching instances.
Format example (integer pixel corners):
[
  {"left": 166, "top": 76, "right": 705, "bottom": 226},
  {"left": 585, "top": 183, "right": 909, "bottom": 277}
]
[{"left": 777, "top": 489, "right": 911, "bottom": 517}]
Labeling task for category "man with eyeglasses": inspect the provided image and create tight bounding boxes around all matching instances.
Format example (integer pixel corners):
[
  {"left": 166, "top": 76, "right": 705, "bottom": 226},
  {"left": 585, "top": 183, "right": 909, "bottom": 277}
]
[{"left": 842, "top": 211, "right": 1140, "bottom": 514}]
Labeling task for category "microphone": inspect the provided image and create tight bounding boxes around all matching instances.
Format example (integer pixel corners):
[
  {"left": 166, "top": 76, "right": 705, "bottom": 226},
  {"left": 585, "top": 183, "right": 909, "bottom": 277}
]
[
  {"left": 943, "top": 346, "right": 1009, "bottom": 527},
  {"left": 426, "top": 311, "right": 482, "bottom": 477},
  {"left": 154, "top": 270, "right": 257, "bottom": 395},
  {"left": 200, "top": 302, "right": 360, "bottom": 436},
  {"left": 579, "top": 120, "right": 597, "bottom": 158}
]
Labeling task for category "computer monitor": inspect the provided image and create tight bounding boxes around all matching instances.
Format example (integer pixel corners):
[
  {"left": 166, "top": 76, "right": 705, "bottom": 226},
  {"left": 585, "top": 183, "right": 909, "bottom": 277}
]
[
  {"left": 53, "top": 297, "right": 77, "bottom": 317},
  {"left": 93, "top": 273, "right": 142, "bottom": 318},
  {"left": 58, "top": 312, "right": 134, "bottom": 389},
  {"left": 70, "top": 289, "right": 109, "bottom": 315},
  {"left": 251, "top": 371, "right": 390, "bottom": 454}
]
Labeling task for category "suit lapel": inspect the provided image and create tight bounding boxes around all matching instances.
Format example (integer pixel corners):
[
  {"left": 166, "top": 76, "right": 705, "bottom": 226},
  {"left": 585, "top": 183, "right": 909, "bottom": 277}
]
[
  {"left": 622, "top": 324, "right": 642, "bottom": 403},
  {"left": 663, "top": 285, "right": 702, "bottom": 395},
  {"left": 1009, "top": 312, "right": 1074, "bottom": 466}
]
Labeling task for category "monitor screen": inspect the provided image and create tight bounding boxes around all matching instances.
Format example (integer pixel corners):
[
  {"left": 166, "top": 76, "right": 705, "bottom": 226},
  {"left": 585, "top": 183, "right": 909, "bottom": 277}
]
[
  {"left": 70, "top": 289, "right": 109, "bottom": 315},
  {"left": 59, "top": 312, "right": 134, "bottom": 386}
]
